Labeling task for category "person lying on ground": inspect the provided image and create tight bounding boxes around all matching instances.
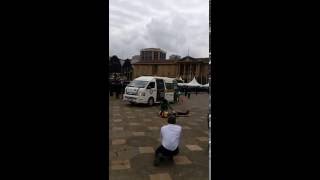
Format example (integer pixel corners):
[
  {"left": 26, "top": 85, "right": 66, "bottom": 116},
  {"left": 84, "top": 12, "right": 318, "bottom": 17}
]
[
  {"left": 171, "top": 110, "right": 190, "bottom": 117},
  {"left": 159, "top": 110, "right": 190, "bottom": 118}
]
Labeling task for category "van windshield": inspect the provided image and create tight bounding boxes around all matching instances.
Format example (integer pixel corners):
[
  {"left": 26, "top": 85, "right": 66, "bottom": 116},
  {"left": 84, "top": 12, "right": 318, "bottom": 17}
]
[{"left": 127, "top": 80, "right": 148, "bottom": 88}]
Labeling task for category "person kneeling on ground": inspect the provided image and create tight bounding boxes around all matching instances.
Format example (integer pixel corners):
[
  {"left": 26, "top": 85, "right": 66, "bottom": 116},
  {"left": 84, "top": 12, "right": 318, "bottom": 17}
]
[
  {"left": 154, "top": 115, "right": 182, "bottom": 166},
  {"left": 159, "top": 98, "right": 173, "bottom": 117}
]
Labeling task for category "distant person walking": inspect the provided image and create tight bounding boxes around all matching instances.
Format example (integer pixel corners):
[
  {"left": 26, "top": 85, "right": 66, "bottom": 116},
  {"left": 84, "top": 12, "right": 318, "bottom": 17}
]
[
  {"left": 174, "top": 91, "right": 178, "bottom": 104},
  {"left": 115, "top": 81, "right": 120, "bottom": 99},
  {"left": 184, "top": 87, "right": 187, "bottom": 97},
  {"left": 176, "top": 90, "right": 181, "bottom": 104},
  {"left": 178, "top": 93, "right": 186, "bottom": 105}
]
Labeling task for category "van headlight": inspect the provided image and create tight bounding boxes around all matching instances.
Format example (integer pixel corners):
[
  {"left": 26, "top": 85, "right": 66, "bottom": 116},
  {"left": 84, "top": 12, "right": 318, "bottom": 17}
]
[{"left": 139, "top": 92, "right": 145, "bottom": 96}]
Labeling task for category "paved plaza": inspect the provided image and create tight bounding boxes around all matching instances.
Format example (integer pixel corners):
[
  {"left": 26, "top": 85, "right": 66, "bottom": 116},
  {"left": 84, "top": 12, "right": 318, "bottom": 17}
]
[{"left": 109, "top": 93, "right": 209, "bottom": 180}]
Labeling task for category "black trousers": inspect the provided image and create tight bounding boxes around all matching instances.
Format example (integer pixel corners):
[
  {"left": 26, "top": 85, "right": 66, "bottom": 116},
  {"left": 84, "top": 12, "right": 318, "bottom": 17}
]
[{"left": 155, "top": 145, "right": 179, "bottom": 157}]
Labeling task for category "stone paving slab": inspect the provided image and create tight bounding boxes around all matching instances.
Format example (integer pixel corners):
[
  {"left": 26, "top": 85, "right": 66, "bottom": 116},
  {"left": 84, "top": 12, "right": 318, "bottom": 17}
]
[
  {"left": 139, "top": 147, "right": 155, "bottom": 154},
  {"left": 197, "top": 137, "right": 209, "bottom": 142},
  {"left": 182, "top": 126, "right": 192, "bottom": 130},
  {"left": 147, "top": 126, "right": 160, "bottom": 130},
  {"left": 111, "top": 160, "right": 130, "bottom": 170},
  {"left": 113, "top": 119, "right": 123, "bottom": 122},
  {"left": 132, "top": 132, "right": 145, "bottom": 136},
  {"left": 149, "top": 173, "right": 172, "bottom": 180},
  {"left": 185, "top": 144, "right": 203, "bottom": 151},
  {"left": 112, "top": 127, "right": 124, "bottom": 131},
  {"left": 112, "top": 139, "right": 126, "bottom": 145},
  {"left": 173, "top": 155, "right": 192, "bottom": 165}
]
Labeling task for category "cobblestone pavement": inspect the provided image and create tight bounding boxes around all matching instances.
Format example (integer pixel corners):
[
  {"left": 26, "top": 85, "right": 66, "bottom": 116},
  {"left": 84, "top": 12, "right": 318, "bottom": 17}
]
[{"left": 109, "top": 93, "right": 209, "bottom": 180}]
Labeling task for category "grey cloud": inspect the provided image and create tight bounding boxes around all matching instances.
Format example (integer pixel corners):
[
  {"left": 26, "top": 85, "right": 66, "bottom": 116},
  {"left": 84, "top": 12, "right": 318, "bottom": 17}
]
[
  {"left": 144, "top": 16, "right": 188, "bottom": 54},
  {"left": 110, "top": 8, "right": 143, "bottom": 22},
  {"left": 109, "top": 0, "right": 209, "bottom": 59}
]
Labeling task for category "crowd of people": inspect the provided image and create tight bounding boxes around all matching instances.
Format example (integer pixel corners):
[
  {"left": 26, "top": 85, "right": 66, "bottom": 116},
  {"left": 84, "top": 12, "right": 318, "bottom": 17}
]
[{"left": 109, "top": 75, "right": 129, "bottom": 99}]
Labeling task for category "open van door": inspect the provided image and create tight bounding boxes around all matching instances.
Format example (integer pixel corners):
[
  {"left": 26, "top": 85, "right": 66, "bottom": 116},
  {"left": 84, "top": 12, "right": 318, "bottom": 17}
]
[
  {"left": 155, "top": 79, "right": 165, "bottom": 102},
  {"left": 163, "top": 78, "right": 175, "bottom": 102}
]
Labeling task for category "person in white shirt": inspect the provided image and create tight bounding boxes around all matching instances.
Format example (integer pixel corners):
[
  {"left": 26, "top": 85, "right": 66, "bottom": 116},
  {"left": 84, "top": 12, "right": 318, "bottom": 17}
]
[{"left": 154, "top": 115, "right": 182, "bottom": 166}]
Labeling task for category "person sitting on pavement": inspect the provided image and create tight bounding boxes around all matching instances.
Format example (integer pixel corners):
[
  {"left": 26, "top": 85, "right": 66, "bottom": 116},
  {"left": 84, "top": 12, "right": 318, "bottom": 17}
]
[{"left": 154, "top": 115, "right": 182, "bottom": 166}]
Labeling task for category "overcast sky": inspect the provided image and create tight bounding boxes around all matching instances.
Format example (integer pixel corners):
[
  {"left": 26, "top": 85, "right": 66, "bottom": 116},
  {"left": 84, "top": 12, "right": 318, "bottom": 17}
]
[{"left": 109, "top": 0, "right": 209, "bottom": 59}]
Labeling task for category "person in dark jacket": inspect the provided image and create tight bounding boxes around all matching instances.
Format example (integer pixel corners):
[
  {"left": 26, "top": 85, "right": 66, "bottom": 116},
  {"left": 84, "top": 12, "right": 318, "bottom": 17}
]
[{"left": 115, "top": 81, "right": 120, "bottom": 99}]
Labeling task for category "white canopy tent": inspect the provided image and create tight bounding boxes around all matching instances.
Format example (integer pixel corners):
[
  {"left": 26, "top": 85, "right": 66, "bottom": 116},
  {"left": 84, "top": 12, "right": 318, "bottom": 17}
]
[
  {"left": 202, "top": 83, "right": 209, "bottom": 88},
  {"left": 186, "top": 77, "right": 202, "bottom": 87},
  {"left": 177, "top": 83, "right": 187, "bottom": 86}
]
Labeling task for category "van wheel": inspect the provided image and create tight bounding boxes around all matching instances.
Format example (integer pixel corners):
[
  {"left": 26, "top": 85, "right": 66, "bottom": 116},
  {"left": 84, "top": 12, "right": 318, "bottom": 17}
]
[{"left": 148, "top": 97, "right": 154, "bottom": 106}]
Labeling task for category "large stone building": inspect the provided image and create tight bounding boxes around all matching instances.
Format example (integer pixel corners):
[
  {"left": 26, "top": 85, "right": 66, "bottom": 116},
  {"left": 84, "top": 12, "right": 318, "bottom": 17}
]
[
  {"left": 132, "top": 56, "right": 209, "bottom": 84},
  {"left": 169, "top": 54, "right": 181, "bottom": 60},
  {"left": 140, "top": 48, "right": 166, "bottom": 61},
  {"left": 131, "top": 55, "right": 140, "bottom": 64}
]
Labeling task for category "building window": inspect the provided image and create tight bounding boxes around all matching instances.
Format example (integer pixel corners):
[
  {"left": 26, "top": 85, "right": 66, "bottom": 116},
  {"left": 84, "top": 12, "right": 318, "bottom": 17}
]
[{"left": 154, "top": 52, "right": 158, "bottom": 60}]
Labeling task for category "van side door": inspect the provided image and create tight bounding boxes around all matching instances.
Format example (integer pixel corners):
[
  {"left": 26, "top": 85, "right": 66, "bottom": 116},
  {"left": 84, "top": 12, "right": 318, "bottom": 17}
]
[
  {"left": 155, "top": 79, "right": 165, "bottom": 102},
  {"left": 165, "top": 82, "right": 174, "bottom": 102}
]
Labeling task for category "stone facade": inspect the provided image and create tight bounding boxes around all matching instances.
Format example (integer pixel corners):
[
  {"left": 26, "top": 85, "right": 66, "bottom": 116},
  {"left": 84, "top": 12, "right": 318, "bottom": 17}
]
[{"left": 132, "top": 56, "right": 209, "bottom": 84}]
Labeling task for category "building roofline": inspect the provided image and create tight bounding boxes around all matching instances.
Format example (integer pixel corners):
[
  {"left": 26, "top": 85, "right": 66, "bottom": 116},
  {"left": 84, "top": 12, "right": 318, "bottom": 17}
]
[{"left": 140, "top": 48, "right": 166, "bottom": 53}]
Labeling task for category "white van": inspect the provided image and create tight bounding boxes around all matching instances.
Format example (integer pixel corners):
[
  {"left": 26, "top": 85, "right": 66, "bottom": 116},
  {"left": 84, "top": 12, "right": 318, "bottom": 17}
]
[{"left": 123, "top": 76, "right": 177, "bottom": 106}]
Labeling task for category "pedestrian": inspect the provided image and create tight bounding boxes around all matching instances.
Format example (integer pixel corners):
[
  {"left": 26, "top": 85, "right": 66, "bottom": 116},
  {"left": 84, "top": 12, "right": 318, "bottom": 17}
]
[
  {"left": 154, "top": 115, "right": 182, "bottom": 166},
  {"left": 115, "top": 82, "right": 120, "bottom": 99},
  {"left": 178, "top": 93, "right": 185, "bottom": 104},
  {"left": 174, "top": 91, "right": 177, "bottom": 104},
  {"left": 110, "top": 81, "right": 114, "bottom": 97},
  {"left": 187, "top": 87, "right": 191, "bottom": 99},
  {"left": 176, "top": 90, "right": 181, "bottom": 104}
]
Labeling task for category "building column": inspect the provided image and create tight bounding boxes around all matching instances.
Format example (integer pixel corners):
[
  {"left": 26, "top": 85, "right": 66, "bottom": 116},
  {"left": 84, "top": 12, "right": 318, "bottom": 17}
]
[
  {"left": 198, "top": 64, "right": 200, "bottom": 83},
  {"left": 183, "top": 64, "right": 186, "bottom": 81},
  {"left": 176, "top": 64, "right": 179, "bottom": 78},
  {"left": 189, "top": 64, "right": 192, "bottom": 81}
]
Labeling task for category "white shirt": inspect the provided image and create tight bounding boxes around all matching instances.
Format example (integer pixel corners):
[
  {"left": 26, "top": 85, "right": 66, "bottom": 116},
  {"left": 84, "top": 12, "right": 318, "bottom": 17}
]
[{"left": 160, "top": 124, "right": 182, "bottom": 151}]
